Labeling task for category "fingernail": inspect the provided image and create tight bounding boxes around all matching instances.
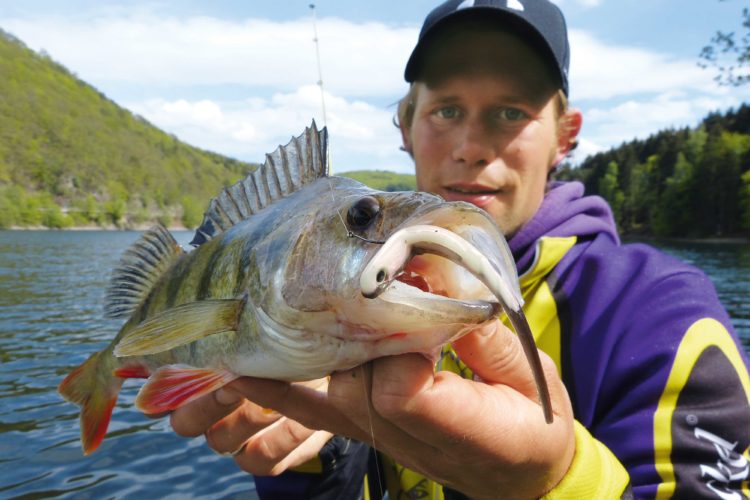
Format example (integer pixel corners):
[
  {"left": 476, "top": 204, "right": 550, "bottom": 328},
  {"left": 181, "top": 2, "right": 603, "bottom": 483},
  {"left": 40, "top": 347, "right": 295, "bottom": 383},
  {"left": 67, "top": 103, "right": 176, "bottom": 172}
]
[{"left": 215, "top": 387, "right": 242, "bottom": 406}]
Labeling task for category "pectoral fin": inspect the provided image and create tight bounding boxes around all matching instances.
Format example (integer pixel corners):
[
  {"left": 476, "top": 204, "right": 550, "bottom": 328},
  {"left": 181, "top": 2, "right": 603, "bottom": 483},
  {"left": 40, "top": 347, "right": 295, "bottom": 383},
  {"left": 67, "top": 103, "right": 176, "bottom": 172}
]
[
  {"left": 136, "top": 365, "right": 238, "bottom": 414},
  {"left": 113, "top": 298, "right": 245, "bottom": 357}
]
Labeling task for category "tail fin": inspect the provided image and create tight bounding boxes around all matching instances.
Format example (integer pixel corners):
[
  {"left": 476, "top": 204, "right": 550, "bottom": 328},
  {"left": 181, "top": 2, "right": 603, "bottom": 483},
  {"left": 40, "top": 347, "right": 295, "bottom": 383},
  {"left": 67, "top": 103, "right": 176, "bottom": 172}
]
[{"left": 58, "top": 350, "right": 123, "bottom": 455}]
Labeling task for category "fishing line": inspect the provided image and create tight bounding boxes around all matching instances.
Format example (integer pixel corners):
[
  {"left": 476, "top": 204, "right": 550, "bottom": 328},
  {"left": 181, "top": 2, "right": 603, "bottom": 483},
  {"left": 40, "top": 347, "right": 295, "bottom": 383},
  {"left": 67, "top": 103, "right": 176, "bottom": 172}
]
[
  {"left": 327, "top": 178, "right": 385, "bottom": 490},
  {"left": 360, "top": 363, "right": 384, "bottom": 494}
]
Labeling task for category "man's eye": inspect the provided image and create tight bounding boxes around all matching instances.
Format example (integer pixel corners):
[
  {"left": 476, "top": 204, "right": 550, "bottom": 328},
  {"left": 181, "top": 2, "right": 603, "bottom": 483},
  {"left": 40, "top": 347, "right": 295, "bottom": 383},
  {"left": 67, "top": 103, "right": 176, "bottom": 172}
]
[
  {"left": 436, "top": 106, "right": 459, "bottom": 119},
  {"left": 496, "top": 108, "right": 527, "bottom": 121}
]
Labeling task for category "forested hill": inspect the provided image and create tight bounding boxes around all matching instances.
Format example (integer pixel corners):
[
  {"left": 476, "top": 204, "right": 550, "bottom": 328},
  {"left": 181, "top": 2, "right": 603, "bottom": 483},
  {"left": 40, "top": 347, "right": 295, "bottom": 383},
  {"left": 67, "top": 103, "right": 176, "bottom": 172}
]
[
  {"left": 556, "top": 105, "right": 750, "bottom": 238},
  {"left": 4, "top": 25, "right": 748, "bottom": 237},
  {"left": 0, "top": 29, "right": 256, "bottom": 229}
]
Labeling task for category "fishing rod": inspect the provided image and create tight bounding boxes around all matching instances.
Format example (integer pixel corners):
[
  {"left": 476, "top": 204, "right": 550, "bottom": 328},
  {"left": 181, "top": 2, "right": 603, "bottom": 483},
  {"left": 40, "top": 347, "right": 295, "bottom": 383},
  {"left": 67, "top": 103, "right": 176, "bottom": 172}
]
[{"left": 309, "top": 4, "right": 328, "bottom": 129}]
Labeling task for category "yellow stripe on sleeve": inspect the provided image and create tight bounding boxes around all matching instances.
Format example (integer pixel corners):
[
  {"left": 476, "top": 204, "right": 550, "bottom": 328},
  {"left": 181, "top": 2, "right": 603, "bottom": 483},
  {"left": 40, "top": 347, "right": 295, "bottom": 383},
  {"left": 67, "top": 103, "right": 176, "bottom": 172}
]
[{"left": 542, "top": 420, "right": 630, "bottom": 499}]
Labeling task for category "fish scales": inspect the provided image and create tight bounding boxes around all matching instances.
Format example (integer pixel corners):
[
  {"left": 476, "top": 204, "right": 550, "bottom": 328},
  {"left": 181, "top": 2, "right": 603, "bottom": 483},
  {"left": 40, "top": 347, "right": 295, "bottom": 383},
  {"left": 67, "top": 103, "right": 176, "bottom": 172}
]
[{"left": 58, "top": 122, "right": 551, "bottom": 455}]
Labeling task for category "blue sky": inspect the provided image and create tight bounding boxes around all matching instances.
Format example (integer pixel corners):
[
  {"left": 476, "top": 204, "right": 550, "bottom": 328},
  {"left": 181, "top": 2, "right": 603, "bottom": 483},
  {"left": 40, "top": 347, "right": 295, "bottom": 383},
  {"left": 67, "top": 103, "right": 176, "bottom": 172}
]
[{"left": 2, "top": 0, "right": 749, "bottom": 173}]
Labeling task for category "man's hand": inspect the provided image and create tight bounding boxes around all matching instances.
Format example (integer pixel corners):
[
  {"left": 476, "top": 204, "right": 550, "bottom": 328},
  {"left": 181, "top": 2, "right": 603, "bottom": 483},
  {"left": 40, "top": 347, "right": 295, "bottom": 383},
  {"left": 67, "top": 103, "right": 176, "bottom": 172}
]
[
  {"left": 223, "top": 320, "right": 576, "bottom": 499},
  {"left": 169, "top": 377, "right": 333, "bottom": 476}
]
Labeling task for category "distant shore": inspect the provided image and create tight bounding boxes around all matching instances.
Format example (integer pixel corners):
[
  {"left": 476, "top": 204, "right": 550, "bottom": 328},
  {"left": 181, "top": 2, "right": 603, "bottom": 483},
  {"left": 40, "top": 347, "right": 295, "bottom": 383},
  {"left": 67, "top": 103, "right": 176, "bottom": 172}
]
[
  {"left": 4, "top": 224, "right": 190, "bottom": 232},
  {"left": 4, "top": 226, "right": 748, "bottom": 244},
  {"left": 623, "top": 235, "right": 750, "bottom": 245}
]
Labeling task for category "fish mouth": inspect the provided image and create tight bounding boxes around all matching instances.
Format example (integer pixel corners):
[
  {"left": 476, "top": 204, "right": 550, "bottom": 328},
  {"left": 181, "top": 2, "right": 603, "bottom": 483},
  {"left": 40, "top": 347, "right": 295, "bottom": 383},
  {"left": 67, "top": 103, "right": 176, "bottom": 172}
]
[{"left": 354, "top": 202, "right": 521, "bottom": 340}]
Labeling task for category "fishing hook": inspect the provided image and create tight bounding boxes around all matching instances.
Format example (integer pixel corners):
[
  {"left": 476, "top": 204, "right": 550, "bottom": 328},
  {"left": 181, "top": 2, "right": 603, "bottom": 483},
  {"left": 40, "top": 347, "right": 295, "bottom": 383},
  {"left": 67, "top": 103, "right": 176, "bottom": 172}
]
[
  {"left": 327, "top": 177, "right": 386, "bottom": 245},
  {"left": 347, "top": 231, "right": 385, "bottom": 245}
]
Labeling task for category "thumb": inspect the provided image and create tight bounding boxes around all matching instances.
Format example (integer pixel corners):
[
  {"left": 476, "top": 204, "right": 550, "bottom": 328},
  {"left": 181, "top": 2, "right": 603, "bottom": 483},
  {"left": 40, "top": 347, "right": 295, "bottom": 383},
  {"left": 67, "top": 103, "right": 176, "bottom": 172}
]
[{"left": 452, "top": 320, "right": 552, "bottom": 405}]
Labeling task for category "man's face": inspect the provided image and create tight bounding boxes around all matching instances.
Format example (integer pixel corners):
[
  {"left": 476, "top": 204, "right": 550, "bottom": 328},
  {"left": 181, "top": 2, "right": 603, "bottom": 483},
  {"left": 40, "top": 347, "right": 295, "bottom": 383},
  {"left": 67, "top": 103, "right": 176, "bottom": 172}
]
[{"left": 403, "top": 26, "right": 578, "bottom": 236}]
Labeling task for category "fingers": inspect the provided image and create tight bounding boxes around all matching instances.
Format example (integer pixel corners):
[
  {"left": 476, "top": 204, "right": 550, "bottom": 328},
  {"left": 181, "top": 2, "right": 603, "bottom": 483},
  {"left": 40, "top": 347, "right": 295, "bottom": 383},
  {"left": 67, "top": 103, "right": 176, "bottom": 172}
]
[
  {"left": 328, "top": 335, "right": 566, "bottom": 462},
  {"left": 236, "top": 421, "right": 333, "bottom": 476},
  {"left": 203, "top": 399, "right": 282, "bottom": 454},
  {"left": 226, "top": 377, "right": 365, "bottom": 440},
  {"left": 326, "top": 360, "right": 447, "bottom": 477},
  {"left": 361, "top": 354, "right": 475, "bottom": 445},
  {"left": 168, "top": 377, "right": 336, "bottom": 476},
  {"left": 200, "top": 377, "right": 328, "bottom": 456},
  {"left": 200, "top": 377, "right": 337, "bottom": 475},
  {"left": 453, "top": 320, "right": 540, "bottom": 397},
  {"left": 170, "top": 385, "right": 244, "bottom": 437},
  {"left": 453, "top": 320, "right": 572, "bottom": 420}
]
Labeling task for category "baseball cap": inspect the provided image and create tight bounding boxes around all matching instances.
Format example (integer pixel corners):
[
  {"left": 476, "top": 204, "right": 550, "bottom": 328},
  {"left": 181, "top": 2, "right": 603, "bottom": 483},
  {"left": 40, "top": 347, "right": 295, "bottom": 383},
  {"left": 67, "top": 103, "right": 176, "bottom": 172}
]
[{"left": 404, "top": 0, "right": 570, "bottom": 96}]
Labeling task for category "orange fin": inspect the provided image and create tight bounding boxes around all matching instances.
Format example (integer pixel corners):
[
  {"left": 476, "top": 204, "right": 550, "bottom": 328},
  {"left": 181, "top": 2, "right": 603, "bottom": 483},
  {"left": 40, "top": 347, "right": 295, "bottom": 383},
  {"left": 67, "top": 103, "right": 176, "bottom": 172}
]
[
  {"left": 80, "top": 392, "right": 119, "bottom": 455},
  {"left": 135, "top": 365, "right": 238, "bottom": 415},
  {"left": 59, "top": 351, "right": 123, "bottom": 455}
]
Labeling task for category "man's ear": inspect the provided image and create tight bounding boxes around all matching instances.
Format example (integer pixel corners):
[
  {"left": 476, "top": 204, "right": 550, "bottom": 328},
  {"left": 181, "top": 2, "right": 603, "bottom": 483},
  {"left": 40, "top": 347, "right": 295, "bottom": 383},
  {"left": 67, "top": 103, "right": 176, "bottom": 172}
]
[
  {"left": 400, "top": 121, "right": 413, "bottom": 157},
  {"left": 553, "top": 108, "right": 583, "bottom": 167}
]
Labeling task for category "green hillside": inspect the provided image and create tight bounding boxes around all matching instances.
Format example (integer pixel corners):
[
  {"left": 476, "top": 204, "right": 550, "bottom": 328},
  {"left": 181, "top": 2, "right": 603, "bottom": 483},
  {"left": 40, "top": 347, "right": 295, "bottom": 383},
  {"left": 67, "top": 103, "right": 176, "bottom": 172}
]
[
  {"left": 0, "top": 29, "right": 255, "bottom": 229},
  {"left": 339, "top": 170, "right": 416, "bottom": 191}
]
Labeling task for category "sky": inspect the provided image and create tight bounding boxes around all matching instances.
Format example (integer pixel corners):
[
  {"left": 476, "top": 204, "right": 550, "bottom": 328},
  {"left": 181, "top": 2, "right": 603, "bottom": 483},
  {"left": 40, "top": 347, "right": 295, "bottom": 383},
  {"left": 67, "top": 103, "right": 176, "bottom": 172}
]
[{"left": 1, "top": 0, "right": 749, "bottom": 174}]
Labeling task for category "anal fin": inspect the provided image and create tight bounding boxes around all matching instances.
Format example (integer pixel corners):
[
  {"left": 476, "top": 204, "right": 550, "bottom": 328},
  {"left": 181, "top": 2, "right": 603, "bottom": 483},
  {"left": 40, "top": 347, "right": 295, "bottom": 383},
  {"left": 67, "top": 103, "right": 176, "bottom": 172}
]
[{"left": 136, "top": 365, "right": 239, "bottom": 415}]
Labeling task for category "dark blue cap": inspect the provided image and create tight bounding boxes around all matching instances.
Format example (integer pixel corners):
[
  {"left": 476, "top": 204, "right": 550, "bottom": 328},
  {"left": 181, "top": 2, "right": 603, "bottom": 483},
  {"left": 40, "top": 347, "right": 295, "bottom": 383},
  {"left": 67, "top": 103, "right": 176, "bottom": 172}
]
[{"left": 404, "top": 0, "right": 570, "bottom": 95}]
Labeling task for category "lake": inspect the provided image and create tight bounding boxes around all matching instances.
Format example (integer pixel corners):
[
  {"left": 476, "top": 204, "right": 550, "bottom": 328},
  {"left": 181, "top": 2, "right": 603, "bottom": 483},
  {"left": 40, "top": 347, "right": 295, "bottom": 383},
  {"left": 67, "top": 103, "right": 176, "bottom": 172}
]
[{"left": 1, "top": 231, "right": 748, "bottom": 499}]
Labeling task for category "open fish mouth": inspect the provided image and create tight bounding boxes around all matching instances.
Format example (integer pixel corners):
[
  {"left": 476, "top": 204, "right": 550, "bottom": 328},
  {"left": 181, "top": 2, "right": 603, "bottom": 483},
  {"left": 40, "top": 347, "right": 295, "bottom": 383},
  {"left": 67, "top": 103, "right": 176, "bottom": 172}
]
[
  {"left": 349, "top": 207, "right": 518, "bottom": 340},
  {"left": 360, "top": 202, "right": 522, "bottom": 314},
  {"left": 360, "top": 224, "right": 514, "bottom": 312},
  {"left": 358, "top": 213, "right": 554, "bottom": 424}
]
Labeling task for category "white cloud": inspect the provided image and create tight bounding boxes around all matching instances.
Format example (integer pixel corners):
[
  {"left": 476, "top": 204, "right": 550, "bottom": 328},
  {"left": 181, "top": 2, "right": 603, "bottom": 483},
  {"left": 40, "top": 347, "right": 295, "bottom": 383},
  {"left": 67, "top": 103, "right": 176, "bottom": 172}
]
[
  {"left": 566, "top": 29, "right": 750, "bottom": 159},
  {"left": 569, "top": 30, "right": 725, "bottom": 102},
  {"left": 1, "top": 13, "right": 415, "bottom": 98},
  {"left": 128, "top": 85, "right": 413, "bottom": 173},
  {"left": 4, "top": 9, "right": 749, "bottom": 170},
  {"left": 575, "top": 90, "right": 745, "bottom": 161}
]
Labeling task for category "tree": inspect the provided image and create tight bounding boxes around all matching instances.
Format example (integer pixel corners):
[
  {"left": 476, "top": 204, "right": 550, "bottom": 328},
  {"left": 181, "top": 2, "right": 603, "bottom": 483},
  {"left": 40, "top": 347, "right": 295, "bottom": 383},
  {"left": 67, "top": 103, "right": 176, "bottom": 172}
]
[
  {"left": 623, "top": 155, "right": 658, "bottom": 233},
  {"left": 653, "top": 153, "right": 694, "bottom": 236},
  {"left": 741, "top": 169, "right": 750, "bottom": 230},
  {"left": 699, "top": 5, "right": 750, "bottom": 86},
  {"left": 598, "top": 161, "right": 625, "bottom": 227}
]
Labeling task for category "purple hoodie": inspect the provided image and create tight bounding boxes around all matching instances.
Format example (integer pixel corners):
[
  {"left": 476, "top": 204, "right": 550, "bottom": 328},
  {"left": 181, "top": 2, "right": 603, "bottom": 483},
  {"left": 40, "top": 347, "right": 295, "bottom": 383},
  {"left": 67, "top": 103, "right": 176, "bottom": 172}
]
[{"left": 507, "top": 181, "right": 750, "bottom": 499}]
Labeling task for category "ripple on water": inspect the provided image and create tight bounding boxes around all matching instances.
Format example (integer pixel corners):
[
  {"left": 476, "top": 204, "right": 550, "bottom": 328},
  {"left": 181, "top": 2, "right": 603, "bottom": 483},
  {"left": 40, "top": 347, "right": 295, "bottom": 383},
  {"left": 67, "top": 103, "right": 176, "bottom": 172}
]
[{"left": 0, "top": 231, "right": 257, "bottom": 499}]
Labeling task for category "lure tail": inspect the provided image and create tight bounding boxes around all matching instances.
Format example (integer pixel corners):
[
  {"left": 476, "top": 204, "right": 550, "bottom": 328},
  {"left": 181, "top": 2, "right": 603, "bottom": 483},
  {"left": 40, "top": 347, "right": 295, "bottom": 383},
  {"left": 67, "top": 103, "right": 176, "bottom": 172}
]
[{"left": 58, "top": 350, "right": 124, "bottom": 455}]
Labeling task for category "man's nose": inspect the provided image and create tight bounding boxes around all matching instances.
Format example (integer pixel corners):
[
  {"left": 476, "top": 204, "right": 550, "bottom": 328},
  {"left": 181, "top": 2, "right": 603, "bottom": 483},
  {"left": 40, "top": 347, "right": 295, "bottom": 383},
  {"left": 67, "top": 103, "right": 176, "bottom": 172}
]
[{"left": 452, "top": 120, "right": 495, "bottom": 167}]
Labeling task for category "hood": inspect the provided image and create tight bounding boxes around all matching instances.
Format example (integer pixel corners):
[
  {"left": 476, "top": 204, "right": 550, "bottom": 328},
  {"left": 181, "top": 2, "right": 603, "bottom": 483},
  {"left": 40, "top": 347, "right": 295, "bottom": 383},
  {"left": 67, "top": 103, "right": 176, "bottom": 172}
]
[{"left": 509, "top": 181, "right": 620, "bottom": 274}]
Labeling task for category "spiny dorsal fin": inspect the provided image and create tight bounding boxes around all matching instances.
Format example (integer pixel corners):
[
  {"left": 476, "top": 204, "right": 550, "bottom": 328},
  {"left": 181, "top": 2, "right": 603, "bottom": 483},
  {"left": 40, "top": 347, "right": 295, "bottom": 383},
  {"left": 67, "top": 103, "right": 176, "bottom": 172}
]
[
  {"left": 104, "top": 224, "right": 184, "bottom": 319},
  {"left": 190, "top": 121, "right": 328, "bottom": 246}
]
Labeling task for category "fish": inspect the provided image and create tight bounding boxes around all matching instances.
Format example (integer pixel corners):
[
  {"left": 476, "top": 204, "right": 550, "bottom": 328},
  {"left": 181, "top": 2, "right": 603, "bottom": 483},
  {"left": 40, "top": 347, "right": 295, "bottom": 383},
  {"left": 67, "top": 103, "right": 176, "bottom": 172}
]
[{"left": 58, "top": 122, "right": 551, "bottom": 456}]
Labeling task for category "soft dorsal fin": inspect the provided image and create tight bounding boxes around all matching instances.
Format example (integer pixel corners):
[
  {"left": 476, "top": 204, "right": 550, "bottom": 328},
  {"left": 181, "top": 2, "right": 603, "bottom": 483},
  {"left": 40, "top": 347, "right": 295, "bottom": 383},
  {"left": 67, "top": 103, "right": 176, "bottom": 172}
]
[
  {"left": 190, "top": 121, "right": 329, "bottom": 246},
  {"left": 104, "top": 224, "right": 184, "bottom": 319}
]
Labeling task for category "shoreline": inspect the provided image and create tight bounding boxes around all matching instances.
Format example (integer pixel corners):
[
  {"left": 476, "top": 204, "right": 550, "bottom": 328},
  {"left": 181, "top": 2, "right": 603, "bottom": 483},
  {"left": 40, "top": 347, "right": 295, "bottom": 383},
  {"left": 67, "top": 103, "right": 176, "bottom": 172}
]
[
  {"left": 624, "top": 235, "right": 750, "bottom": 245},
  {"left": 4, "top": 224, "right": 190, "bottom": 232},
  {"left": 4, "top": 227, "right": 749, "bottom": 244}
]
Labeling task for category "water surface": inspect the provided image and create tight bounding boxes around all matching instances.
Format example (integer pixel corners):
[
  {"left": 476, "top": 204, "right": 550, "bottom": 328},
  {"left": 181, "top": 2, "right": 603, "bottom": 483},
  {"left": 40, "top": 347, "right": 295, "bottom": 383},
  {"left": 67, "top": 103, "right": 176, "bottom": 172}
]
[
  {"left": 0, "top": 231, "right": 748, "bottom": 498},
  {"left": 0, "top": 231, "right": 256, "bottom": 499}
]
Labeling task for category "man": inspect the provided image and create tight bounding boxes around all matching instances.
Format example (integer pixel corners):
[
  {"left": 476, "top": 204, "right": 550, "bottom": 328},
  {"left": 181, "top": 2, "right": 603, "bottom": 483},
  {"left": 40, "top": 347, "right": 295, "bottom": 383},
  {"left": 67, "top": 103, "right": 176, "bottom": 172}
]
[{"left": 170, "top": 1, "right": 750, "bottom": 498}]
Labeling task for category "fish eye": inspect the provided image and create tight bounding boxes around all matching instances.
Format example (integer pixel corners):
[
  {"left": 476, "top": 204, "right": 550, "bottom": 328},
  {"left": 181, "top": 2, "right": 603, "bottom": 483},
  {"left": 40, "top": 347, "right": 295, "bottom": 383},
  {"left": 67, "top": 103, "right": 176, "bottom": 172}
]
[{"left": 347, "top": 196, "right": 381, "bottom": 230}]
